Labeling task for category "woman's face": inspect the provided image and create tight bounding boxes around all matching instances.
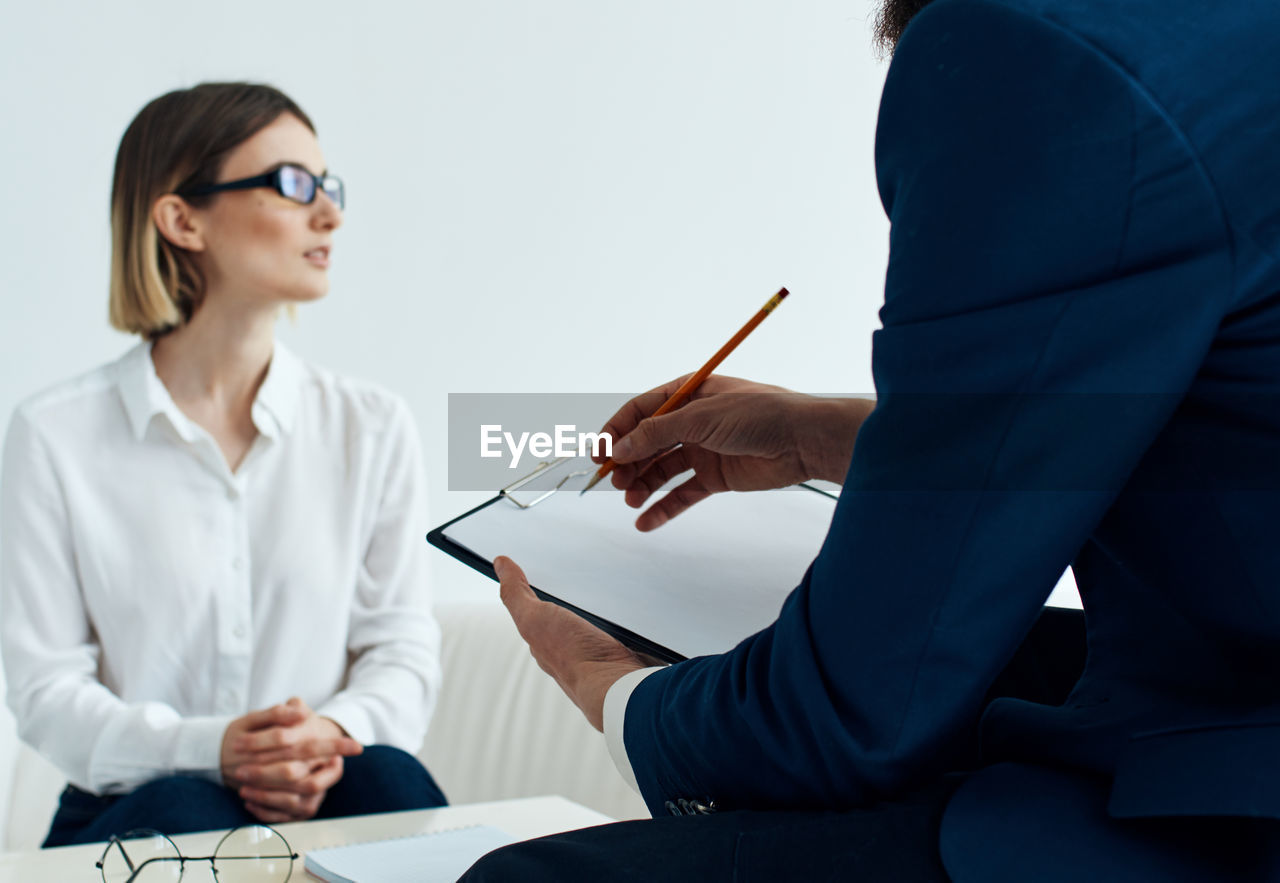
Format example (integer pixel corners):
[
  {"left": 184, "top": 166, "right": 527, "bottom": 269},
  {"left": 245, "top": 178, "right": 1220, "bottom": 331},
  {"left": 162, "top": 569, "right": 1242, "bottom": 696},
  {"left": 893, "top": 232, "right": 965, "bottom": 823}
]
[{"left": 193, "top": 112, "right": 342, "bottom": 308}]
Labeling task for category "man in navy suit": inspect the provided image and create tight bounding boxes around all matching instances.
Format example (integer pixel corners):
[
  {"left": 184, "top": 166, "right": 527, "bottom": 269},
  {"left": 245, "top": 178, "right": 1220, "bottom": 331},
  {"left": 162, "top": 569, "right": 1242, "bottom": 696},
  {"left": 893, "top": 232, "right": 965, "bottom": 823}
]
[{"left": 464, "top": 0, "right": 1280, "bottom": 878}]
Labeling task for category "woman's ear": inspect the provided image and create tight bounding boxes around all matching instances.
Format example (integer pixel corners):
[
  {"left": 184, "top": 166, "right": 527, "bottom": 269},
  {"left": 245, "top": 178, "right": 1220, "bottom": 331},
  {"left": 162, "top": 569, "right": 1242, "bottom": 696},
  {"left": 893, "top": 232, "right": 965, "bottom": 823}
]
[{"left": 152, "top": 194, "right": 206, "bottom": 252}]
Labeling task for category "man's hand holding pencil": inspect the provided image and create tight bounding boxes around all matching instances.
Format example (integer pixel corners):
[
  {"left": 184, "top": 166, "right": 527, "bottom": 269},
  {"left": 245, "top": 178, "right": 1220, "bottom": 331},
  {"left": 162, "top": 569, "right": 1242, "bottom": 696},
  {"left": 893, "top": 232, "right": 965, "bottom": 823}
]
[
  {"left": 498, "top": 286, "right": 876, "bottom": 732},
  {"left": 595, "top": 375, "right": 874, "bottom": 532}
]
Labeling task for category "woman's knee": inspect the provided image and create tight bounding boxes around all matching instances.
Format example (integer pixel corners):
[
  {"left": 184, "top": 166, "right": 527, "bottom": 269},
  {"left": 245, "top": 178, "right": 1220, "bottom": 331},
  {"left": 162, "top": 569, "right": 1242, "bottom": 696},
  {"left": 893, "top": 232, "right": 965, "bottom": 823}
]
[
  {"left": 115, "top": 776, "right": 249, "bottom": 831},
  {"left": 345, "top": 745, "right": 441, "bottom": 791},
  {"left": 127, "top": 775, "right": 236, "bottom": 809},
  {"left": 322, "top": 745, "right": 447, "bottom": 816}
]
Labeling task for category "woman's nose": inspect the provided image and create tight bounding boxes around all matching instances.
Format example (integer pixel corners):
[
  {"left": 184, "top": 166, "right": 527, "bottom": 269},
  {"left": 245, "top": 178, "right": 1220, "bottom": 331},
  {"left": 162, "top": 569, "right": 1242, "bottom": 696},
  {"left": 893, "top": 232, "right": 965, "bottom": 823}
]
[{"left": 312, "top": 192, "right": 343, "bottom": 231}]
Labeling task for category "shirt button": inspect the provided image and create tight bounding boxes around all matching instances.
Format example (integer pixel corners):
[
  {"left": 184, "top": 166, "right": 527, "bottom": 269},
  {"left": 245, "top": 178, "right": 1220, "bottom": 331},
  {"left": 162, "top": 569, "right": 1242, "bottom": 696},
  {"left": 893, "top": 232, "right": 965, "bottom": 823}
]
[
  {"left": 231, "top": 556, "right": 243, "bottom": 571},
  {"left": 233, "top": 625, "right": 247, "bottom": 639},
  {"left": 225, "top": 486, "right": 238, "bottom": 501}
]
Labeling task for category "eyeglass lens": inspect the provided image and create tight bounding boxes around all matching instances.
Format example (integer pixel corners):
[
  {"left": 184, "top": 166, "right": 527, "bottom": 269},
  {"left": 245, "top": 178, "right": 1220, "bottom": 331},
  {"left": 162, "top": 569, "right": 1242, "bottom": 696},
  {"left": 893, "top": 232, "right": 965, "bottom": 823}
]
[
  {"left": 214, "top": 824, "right": 295, "bottom": 882},
  {"left": 277, "top": 165, "right": 316, "bottom": 204},
  {"left": 98, "top": 831, "right": 181, "bottom": 883},
  {"left": 321, "top": 176, "right": 345, "bottom": 210},
  {"left": 277, "top": 165, "right": 344, "bottom": 210}
]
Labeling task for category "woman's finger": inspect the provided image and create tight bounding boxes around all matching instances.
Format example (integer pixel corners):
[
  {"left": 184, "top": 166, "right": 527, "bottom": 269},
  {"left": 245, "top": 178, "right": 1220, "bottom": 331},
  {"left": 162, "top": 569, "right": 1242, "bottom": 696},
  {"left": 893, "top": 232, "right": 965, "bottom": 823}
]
[
  {"left": 235, "top": 759, "right": 312, "bottom": 790},
  {"left": 236, "top": 704, "right": 307, "bottom": 733},
  {"left": 240, "top": 787, "right": 304, "bottom": 814},
  {"left": 303, "top": 756, "right": 345, "bottom": 794},
  {"left": 244, "top": 801, "right": 294, "bottom": 825},
  {"left": 237, "top": 734, "right": 363, "bottom": 762}
]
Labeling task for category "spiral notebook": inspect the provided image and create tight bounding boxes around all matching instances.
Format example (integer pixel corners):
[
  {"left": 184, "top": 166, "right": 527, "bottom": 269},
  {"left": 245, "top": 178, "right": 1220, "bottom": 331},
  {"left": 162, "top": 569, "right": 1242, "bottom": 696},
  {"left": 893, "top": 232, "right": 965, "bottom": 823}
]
[{"left": 303, "top": 825, "right": 515, "bottom": 883}]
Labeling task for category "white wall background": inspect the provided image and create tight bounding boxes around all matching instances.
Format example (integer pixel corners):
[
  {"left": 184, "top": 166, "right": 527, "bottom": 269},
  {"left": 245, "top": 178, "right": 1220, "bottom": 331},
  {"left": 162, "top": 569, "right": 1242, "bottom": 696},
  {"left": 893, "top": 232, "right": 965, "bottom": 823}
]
[
  {"left": 0, "top": 0, "right": 1077, "bottom": 823},
  {"left": 0, "top": 0, "right": 912, "bottom": 602}
]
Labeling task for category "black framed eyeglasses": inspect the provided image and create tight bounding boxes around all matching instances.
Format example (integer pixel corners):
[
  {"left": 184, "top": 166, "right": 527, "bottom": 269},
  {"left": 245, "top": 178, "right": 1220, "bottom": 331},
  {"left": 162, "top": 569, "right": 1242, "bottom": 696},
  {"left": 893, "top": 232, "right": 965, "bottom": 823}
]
[
  {"left": 179, "top": 163, "right": 344, "bottom": 210},
  {"left": 94, "top": 825, "right": 298, "bottom": 882}
]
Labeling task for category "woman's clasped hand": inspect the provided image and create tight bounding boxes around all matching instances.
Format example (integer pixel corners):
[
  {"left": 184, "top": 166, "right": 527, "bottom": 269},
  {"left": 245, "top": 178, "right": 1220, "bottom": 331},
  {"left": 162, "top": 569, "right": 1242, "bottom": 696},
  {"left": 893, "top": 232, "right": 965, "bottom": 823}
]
[{"left": 220, "top": 698, "right": 363, "bottom": 823}]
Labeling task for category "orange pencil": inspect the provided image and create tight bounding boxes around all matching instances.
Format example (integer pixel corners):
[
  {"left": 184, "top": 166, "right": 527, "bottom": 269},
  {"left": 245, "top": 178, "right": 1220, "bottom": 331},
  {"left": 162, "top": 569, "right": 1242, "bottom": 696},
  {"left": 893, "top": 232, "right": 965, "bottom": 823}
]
[{"left": 581, "top": 286, "right": 790, "bottom": 494}]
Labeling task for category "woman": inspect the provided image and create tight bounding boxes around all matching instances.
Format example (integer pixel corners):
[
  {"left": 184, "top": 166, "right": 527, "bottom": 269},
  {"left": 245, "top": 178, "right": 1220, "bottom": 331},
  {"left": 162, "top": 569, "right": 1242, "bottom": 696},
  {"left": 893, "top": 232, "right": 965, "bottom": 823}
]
[{"left": 0, "top": 82, "right": 447, "bottom": 847}]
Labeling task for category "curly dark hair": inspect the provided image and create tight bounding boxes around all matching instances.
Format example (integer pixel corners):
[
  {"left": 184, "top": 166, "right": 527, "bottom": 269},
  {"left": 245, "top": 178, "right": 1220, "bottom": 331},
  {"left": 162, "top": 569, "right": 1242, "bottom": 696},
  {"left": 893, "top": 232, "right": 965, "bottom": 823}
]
[{"left": 874, "top": 0, "right": 940, "bottom": 53}]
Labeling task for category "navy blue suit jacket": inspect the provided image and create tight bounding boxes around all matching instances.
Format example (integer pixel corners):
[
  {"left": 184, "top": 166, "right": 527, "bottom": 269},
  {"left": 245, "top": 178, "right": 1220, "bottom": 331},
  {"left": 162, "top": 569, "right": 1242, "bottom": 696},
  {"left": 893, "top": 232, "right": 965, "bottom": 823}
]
[{"left": 622, "top": 0, "right": 1280, "bottom": 878}]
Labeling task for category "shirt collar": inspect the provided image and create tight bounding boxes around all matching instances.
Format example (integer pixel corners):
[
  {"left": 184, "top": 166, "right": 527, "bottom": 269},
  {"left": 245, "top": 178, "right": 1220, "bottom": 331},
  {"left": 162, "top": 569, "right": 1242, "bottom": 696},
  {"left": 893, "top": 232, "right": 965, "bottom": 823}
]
[
  {"left": 116, "top": 341, "right": 177, "bottom": 442},
  {"left": 115, "top": 338, "right": 302, "bottom": 442},
  {"left": 252, "top": 340, "right": 302, "bottom": 439}
]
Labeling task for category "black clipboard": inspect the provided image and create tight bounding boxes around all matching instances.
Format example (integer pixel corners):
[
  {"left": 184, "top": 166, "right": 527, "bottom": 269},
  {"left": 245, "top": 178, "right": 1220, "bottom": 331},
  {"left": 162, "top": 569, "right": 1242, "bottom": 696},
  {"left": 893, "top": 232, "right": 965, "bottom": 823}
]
[
  {"left": 428, "top": 457, "right": 838, "bottom": 666},
  {"left": 428, "top": 493, "right": 687, "bottom": 664}
]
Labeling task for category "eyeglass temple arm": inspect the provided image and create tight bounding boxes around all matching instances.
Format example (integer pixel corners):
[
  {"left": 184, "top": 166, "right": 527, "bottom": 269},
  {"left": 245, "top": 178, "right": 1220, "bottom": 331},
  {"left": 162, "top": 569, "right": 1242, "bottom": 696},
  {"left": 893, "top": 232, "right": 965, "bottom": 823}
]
[
  {"left": 96, "top": 837, "right": 138, "bottom": 875},
  {"left": 180, "top": 173, "right": 276, "bottom": 197},
  {"left": 97, "top": 851, "right": 300, "bottom": 877}
]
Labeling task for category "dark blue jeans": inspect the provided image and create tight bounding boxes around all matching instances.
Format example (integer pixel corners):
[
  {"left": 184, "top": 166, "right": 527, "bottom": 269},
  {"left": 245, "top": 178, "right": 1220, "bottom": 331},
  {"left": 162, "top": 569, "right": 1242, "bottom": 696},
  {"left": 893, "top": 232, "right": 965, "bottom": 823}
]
[{"left": 43, "top": 745, "right": 446, "bottom": 848}]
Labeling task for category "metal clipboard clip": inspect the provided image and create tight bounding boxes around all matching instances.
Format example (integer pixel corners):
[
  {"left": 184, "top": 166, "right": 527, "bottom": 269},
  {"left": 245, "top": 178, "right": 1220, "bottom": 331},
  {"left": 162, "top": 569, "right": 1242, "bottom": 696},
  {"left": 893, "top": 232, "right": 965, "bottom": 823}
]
[{"left": 498, "top": 457, "right": 597, "bottom": 509}]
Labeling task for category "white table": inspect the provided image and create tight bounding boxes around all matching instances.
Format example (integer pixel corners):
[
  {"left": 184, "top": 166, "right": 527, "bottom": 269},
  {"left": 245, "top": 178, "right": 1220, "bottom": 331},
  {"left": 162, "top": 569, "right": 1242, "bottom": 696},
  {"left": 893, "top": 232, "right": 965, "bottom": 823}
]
[{"left": 0, "top": 795, "right": 613, "bottom": 882}]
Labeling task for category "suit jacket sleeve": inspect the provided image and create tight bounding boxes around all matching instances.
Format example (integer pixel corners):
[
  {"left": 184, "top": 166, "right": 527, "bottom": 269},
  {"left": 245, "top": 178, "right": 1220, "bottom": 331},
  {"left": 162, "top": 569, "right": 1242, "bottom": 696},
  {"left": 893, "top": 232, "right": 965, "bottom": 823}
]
[{"left": 622, "top": 0, "right": 1233, "bottom": 815}]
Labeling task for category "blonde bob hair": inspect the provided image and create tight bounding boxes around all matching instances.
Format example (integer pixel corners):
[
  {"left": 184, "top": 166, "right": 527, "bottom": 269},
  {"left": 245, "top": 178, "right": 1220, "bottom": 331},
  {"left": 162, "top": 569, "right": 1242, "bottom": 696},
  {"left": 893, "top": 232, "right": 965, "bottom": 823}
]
[{"left": 108, "top": 83, "right": 314, "bottom": 339}]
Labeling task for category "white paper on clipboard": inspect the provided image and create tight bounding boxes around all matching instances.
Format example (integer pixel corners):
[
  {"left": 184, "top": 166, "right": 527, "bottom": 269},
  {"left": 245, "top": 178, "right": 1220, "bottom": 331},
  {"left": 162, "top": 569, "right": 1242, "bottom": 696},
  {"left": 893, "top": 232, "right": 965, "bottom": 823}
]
[{"left": 439, "top": 457, "right": 838, "bottom": 659}]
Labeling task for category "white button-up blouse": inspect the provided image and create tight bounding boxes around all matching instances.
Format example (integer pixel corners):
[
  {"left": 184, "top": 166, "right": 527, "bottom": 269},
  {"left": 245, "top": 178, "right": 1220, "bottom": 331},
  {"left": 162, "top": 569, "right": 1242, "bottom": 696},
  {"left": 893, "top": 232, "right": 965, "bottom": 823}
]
[{"left": 0, "top": 341, "right": 441, "bottom": 795}]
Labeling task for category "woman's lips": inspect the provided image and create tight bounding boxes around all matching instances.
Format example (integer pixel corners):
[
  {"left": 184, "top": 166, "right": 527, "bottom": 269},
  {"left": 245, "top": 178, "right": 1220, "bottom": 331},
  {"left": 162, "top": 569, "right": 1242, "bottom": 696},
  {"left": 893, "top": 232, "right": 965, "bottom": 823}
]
[{"left": 304, "top": 246, "right": 330, "bottom": 268}]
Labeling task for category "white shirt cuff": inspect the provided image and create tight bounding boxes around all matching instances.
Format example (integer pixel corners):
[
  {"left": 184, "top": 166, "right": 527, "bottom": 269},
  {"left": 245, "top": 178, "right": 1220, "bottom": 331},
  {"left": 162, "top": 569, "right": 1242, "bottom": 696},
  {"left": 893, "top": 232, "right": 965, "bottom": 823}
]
[
  {"left": 314, "top": 698, "right": 376, "bottom": 746},
  {"left": 171, "top": 715, "right": 235, "bottom": 787},
  {"left": 603, "top": 666, "right": 664, "bottom": 794}
]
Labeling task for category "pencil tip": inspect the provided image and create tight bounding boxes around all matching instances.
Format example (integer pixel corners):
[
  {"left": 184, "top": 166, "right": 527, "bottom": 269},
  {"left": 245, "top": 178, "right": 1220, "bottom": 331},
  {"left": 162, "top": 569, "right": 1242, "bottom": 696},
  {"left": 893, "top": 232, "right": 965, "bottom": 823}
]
[{"left": 778, "top": 287, "right": 790, "bottom": 299}]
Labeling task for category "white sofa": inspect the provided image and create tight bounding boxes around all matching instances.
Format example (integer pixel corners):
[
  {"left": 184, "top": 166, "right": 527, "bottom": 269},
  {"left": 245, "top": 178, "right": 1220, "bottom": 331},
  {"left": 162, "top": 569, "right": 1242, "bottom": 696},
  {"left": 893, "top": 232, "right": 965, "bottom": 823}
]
[{"left": 0, "top": 599, "right": 647, "bottom": 851}]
